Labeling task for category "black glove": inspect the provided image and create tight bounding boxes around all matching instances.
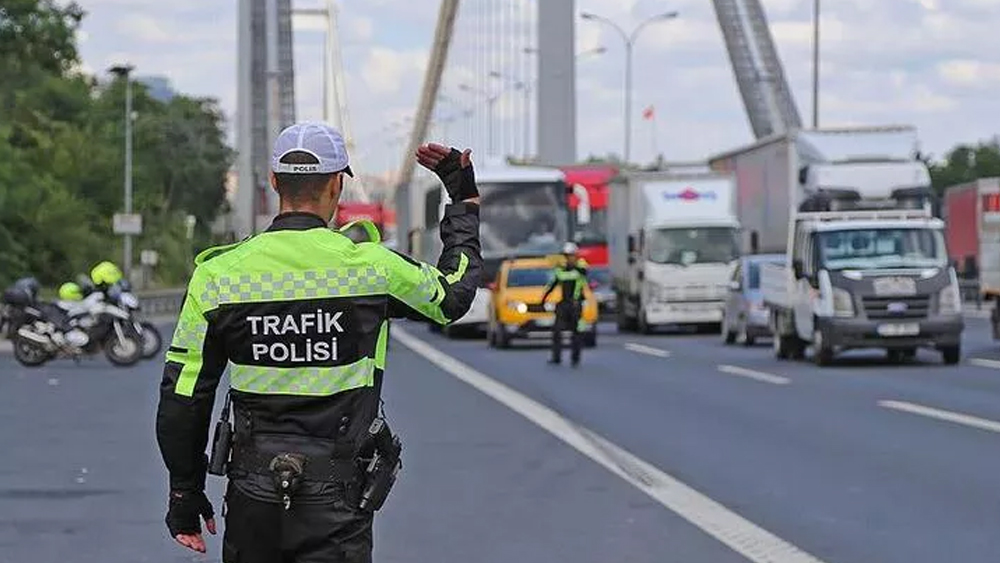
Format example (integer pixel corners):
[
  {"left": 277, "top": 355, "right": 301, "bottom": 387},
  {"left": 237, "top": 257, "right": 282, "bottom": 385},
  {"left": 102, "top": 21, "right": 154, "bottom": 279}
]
[
  {"left": 165, "top": 490, "right": 214, "bottom": 537},
  {"left": 433, "top": 148, "right": 478, "bottom": 202}
]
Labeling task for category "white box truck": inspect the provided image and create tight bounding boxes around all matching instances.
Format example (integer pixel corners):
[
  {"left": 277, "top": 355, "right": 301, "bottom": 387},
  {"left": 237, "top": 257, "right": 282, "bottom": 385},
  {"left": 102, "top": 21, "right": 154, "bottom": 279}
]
[
  {"left": 711, "top": 126, "right": 964, "bottom": 365},
  {"left": 609, "top": 171, "right": 740, "bottom": 332}
]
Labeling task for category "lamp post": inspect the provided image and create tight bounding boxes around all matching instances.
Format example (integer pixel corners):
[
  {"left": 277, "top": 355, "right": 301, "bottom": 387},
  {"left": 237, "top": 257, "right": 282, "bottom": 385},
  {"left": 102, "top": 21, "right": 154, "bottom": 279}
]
[
  {"left": 811, "top": 0, "right": 820, "bottom": 128},
  {"left": 109, "top": 63, "right": 135, "bottom": 280},
  {"left": 581, "top": 11, "right": 678, "bottom": 165}
]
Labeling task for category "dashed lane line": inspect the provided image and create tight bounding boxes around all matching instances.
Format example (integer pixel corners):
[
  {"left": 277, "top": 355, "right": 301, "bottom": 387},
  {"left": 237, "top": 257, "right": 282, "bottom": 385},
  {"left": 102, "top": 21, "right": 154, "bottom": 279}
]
[
  {"left": 878, "top": 400, "right": 1000, "bottom": 434},
  {"left": 393, "top": 326, "right": 828, "bottom": 563},
  {"left": 968, "top": 358, "right": 1000, "bottom": 370},
  {"left": 717, "top": 364, "right": 791, "bottom": 385},
  {"left": 623, "top": 342, "right": 671, "bottom": 358}
]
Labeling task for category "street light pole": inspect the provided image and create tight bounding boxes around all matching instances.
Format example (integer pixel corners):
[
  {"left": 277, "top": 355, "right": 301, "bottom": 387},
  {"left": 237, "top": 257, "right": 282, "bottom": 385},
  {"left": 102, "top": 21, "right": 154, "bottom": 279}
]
[
  {"left": 811, "top": 0, "right": 820, "bottom": 128},
  {"left": 109, "top": 63, "right": 135, "bottom": 279},
  {"left": 581, "top": 11, "right": 678, "bottom": 165}
]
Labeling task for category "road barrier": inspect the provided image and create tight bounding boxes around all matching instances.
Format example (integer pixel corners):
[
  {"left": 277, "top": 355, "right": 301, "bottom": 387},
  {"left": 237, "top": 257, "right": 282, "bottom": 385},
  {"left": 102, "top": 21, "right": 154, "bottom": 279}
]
[{"left": 137, "top": 288, "right": 186, "bottom": 318}]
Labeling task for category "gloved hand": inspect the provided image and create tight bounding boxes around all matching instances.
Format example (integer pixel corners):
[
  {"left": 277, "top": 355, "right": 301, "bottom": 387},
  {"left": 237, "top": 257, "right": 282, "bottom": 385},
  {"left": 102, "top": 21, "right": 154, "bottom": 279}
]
[
  {"left": 416, "top": 143, "right": 478, "bottom": 202},
  {"left": 166, "top": 490, "right": 216, "bottom": 552}
]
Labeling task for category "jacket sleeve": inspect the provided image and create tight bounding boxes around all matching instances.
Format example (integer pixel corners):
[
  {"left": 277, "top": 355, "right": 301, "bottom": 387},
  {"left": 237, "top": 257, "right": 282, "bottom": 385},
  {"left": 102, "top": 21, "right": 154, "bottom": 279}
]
[
  {"left": 386, "top": 202, "right": 483, "bottom": 324},
  {"left": 155, "top": 268, "right": 228, "bottom": 492},
  {"left": 541, "top": 269, "right": 557, "bottom": 302}
]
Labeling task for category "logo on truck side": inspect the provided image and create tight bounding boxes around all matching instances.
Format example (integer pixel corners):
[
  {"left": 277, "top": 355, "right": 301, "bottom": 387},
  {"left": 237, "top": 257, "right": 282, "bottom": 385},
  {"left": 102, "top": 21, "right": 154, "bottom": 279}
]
[{"left": 663, "top": 187, "right": 717, "bottom": 201}]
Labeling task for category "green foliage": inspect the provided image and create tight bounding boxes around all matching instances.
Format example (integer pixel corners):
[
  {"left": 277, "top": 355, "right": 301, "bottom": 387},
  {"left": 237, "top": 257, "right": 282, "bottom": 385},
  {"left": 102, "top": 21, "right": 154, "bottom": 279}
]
[
  {"left": 928, "top": 137, "right": 1000, "bottom": 195},
  {"left": 0, "top": 0, "right": 233, "bottom": 289}
]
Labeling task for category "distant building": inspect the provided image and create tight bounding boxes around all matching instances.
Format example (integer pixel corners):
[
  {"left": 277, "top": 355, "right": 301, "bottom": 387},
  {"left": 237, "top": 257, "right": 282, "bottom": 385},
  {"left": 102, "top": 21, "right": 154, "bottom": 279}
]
[{"left": 138, "top": 75, "right": 176, "bottom": 103}]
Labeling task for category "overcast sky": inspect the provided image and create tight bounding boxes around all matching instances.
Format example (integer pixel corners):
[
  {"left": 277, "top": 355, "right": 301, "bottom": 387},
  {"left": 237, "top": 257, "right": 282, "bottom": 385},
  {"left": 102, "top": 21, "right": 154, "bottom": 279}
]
[{"left": 75, "top": 0, "right": 999, "bottom": 175}]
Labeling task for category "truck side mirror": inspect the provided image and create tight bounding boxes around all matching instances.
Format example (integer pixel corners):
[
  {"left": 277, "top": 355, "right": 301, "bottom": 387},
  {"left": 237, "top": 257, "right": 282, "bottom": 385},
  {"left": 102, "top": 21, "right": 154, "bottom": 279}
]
[
  {"left": 792, "top": 258, "right": 804, "bottom": 279},
  {"left": 627, "top": 234, "right": 636, "bottom": 254}
]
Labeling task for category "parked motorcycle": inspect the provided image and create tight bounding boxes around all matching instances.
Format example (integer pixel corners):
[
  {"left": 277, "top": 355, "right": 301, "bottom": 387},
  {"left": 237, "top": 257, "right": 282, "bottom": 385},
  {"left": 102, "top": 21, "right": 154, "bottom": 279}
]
[
  {"left": 3, "top": 282, "right": 143, "bottom": 368},
  {"left": 107, "top": 280, "right": 162, "bottom": 359}
]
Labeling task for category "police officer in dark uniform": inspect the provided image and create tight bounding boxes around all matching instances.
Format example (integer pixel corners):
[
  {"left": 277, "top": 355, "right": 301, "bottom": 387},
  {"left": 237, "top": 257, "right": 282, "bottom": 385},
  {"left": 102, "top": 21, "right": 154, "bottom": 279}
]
[
  {"left": 541, "top": 242, "right": 589, "bottom": 366},
  {"left": 156, "top": 121, "right": 482, "bottom": 562}
]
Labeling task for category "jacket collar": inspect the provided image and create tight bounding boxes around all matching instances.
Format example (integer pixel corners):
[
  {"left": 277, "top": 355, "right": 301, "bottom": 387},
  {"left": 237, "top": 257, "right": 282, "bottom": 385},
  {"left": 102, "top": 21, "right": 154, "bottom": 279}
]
[{"left": 266, "top": 212, "right": 329, "bottom": 232}]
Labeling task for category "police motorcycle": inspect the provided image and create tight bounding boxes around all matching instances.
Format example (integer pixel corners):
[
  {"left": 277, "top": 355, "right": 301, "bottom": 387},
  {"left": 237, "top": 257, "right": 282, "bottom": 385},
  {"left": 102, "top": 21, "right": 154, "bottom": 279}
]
[
  {"left": 83, "top": 278, "right": 163, "bottom": 360},
  {"left": 3, "top": 279, "right": 144, "bottom": 368}
]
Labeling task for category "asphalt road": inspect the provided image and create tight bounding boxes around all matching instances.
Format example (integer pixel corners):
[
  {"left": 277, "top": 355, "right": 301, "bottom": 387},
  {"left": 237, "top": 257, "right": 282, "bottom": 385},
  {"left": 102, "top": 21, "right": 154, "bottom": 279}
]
[{"left": 2, "top": 314, "right": 1000, "bottom": 562}]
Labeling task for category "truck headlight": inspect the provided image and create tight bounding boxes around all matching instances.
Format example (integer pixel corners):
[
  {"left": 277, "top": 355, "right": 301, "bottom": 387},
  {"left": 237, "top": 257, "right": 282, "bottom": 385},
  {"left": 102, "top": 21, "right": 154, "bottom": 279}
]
[
  {"left": 544, "top": 301, "right": 555, "bottom": 312},
  {"left": 506, "top": 300, "right": 527, "bottom": 314},
  {"left": 832, "top": 287, "right": 854, "bottom": 317},
  {"left": 938, "top": 282, "right": 961, "bottom": 315}
]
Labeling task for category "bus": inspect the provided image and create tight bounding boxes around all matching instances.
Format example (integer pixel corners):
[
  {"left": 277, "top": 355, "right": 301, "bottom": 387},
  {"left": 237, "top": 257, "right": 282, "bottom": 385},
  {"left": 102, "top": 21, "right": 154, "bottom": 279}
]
[{"left": 419, "top": 158, "right": 570, "bottom": 336}]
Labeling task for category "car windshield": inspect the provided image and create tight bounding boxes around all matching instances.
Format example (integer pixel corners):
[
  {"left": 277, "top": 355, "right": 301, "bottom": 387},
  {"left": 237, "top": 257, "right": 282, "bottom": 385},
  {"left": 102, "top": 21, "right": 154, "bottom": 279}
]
[
  {"left": 816, "top": 228, "right": 947, "bottom": 270},
  {"left": 646, "top": 227, "right": 739, "bottom": 265},
  {"left": 571, "top": 207, "right": 608, "bottom": 246},
  {"left": 506, "top": 268, "right": 553, "bottom": 288}
]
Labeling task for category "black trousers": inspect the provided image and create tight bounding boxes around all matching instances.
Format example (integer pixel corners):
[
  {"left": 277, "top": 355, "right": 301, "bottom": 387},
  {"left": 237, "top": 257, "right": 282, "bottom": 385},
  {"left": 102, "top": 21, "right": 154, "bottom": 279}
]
[
  {"left": 550, "top": 301, "right": 582, "bottom": 364},
  {"left": 222, "top": 481, "right": 373, "bottom": 563}
]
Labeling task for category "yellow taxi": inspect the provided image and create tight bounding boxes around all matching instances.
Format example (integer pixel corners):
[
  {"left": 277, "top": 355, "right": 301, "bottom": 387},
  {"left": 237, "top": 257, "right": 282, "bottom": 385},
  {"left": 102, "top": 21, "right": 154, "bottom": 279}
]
[{"left": 486, "top": 255, "right": 599, "bottom": 348}]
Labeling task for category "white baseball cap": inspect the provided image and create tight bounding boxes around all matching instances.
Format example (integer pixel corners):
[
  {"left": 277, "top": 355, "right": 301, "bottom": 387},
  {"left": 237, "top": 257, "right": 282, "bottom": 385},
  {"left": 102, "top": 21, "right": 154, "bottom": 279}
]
[{"left": 271, "top": 121, "right": 354, "bottom": 177}]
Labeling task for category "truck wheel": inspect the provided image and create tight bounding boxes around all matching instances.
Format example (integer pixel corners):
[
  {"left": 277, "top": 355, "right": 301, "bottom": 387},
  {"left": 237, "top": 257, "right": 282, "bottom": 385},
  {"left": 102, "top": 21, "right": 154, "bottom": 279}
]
[
  {"left": 773, "top": 333, "right": 789, "bottom": 360},
  {"left": 812, "top": 329, "right": 834, "bottom": 366},
  {"left": 941, "top": 345, "right": 961, "bottom": 365},
  {"left": 638, "top": 311, "right": 652, "bottom": 334},
  {"left": 616, "top": 295, "right": 636, "bottom": 332}
]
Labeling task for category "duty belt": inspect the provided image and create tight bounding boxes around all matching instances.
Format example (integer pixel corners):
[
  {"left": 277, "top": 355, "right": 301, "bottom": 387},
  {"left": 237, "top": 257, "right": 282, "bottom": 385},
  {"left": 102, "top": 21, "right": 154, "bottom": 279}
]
[{"left": 229, "top": 444, "right": 360, "bottom": 483}]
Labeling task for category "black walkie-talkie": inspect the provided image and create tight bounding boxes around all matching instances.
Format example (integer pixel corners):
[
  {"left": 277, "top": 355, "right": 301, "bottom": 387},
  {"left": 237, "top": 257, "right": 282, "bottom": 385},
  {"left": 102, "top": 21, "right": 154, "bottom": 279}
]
[{"left": 207, "top": 392, "right": 233, "bottom": 476}]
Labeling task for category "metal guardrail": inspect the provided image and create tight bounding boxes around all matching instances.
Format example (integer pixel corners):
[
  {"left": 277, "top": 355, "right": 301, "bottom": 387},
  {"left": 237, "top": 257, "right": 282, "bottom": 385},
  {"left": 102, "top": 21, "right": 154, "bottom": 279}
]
[{"left": 137, "top": 288, "right": 186, "bottom": 318}]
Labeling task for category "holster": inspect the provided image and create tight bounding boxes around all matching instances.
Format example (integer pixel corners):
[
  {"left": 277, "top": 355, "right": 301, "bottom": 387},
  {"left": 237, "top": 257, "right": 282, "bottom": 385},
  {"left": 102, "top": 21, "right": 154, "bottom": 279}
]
[{"left": 355, "top": 417, "right": 402, "bottom": 513}]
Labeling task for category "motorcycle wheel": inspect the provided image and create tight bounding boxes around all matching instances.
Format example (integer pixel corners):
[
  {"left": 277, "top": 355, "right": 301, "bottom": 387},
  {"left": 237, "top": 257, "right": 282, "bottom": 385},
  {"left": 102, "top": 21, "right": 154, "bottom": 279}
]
[
  {"left": 104, "top": 331, "right": 143, "bottom": 367},
  {"left": 12, "top": 334, "right": 50, "bottom": 367},
  {"left": 139, "top": 322, "right": 163, "bottom": 359}
]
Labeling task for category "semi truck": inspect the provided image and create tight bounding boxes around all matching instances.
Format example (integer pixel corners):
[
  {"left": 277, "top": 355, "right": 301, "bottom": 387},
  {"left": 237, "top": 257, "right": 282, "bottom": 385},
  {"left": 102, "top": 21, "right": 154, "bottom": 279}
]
[
  {"left": 942, "top": 177, "right": 1000, "bottom": 338},
  {"left": 710, "top": 126, "right": 963, "bottom": 365},
  {"left": 418, "top": 158, "right": 570, "bottom": 337},
  {"left": 609, "top": 170, "right": 740, "bottom": 333}
]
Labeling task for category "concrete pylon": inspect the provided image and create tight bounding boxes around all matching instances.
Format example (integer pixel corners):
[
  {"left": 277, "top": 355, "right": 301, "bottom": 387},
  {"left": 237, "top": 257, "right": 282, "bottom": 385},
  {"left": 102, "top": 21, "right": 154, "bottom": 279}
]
[{"left": 536, "top": 0, "right": 576, "bottom": 165}]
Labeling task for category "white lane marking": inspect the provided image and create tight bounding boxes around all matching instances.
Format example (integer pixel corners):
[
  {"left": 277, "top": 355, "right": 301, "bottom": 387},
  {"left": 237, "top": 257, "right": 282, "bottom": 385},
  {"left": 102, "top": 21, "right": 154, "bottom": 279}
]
[
  {"left": 717, "top": 365, "right": 791, "bottom": 386},
  {"left": 968, "top": 358, "right": 1000, "bottom": 370},
  {"left": 624, "top": 342, "right": 671, "bottom": 358},
  {"left": 393, "top": 326, "right": 827, "bottom": 563},
  {"left": 878, "top": 400, "right": 1000, "bottom": 434}
]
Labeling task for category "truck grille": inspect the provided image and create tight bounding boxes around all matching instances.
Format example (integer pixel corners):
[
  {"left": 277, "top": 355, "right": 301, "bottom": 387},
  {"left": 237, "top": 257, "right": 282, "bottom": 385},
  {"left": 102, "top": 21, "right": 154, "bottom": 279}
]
[
  {"left": 663, "top": 284, "right": 725, "bottom": 302},
  {"left": 862, "top": 296, "right": 930, "bottom": 320},
  {"left": 525, "top": 303, "right": 549, "bottom": 313}
]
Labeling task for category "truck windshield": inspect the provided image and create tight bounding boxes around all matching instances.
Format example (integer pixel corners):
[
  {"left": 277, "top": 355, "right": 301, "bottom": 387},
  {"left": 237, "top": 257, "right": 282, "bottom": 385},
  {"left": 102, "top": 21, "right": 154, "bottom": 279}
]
[
  {"left": 571, "top": 207, "right": 608, "bottom": 246},
  {"left": 506, "top": 268, "right": 552, "bottom": 288},
  {"left": 646, "top": 227, "right": 739, "bottom": 265},
  {"left": 817, "top": 228, "right": 947, "bottom": 270},
  {"left": 479, "top": 181, "right": 569, "bottom": 258}
]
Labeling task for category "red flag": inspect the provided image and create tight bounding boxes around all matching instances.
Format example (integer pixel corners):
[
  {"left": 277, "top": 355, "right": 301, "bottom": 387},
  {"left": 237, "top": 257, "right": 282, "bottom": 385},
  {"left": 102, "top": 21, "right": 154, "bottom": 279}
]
[{"left": 642, "top": 105, "right": 655, "bottom": 120}]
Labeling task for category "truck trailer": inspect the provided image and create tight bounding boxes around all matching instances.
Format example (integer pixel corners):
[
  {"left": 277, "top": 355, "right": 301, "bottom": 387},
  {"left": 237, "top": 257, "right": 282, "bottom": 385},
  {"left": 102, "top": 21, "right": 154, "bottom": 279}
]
[
  {"left": 942, "top": 177, "right": 1000, "bottom": 338},
  {"left": 609, "top": 170, "right": 740, "bottom": 333}
]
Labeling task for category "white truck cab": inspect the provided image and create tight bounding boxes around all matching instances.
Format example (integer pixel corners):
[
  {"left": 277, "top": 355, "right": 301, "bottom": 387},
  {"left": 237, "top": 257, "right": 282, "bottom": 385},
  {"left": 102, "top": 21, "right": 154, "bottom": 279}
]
[
  {"left": 610, "top": 171, "right": 740, "bottom": 333},
  {"left": 762, "top": 169, "right": 964, "bottom": 365}
]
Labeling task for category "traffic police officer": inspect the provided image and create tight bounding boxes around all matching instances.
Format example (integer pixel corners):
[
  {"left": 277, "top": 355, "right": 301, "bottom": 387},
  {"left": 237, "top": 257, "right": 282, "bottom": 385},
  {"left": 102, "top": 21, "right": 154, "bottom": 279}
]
[
  {"left": 541, "top": 242, "right": 589, "bottom": 366},
  {"left": 156, "top": 121, "right": 482, "bottom": 562}
]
